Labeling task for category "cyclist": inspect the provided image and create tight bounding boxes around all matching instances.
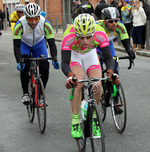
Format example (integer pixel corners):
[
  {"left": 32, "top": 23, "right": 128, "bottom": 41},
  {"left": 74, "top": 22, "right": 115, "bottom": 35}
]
[
  {"left": 96, "top": 7, "right": 135, "bottom": 113},
  {"left": 10, "top": 3, "right": 25, "bottom": 31},
  {"left": 96, "top": 7, "right": 135, "bottom": 74},
  {"left": 61, "top": 13, "right": 119, "bottom": 138},
  {"left": 13, "top": 3, "right": 60, "bottom": 104}
]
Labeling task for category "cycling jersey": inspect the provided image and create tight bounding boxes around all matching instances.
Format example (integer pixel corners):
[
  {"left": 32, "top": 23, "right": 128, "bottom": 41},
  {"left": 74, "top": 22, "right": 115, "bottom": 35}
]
[
  {"left": 96, "top": 20, "right": 129, "bottom": 42},
  {"left": 13, "top": 15, "right": 57, "bottom": 62},
  {"left": 13, "top": 16, "right": 54, "bottom": 46},
  {"left": 61, "top": 24, "right": 114, "bottom": 76},
  {"left": 61, "top": 24, "right": 109, "bottom": 53},
  {"left": 10, "top": 11, "right": 20, "bottom": 31},
  {"left": 96, "top": 20, "right": 129, "bottom": 56}
]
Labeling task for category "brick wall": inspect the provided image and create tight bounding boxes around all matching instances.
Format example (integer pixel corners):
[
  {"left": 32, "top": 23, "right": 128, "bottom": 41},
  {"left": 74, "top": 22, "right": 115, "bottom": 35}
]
[
  {"left": 0, "top": 0, "right": 4, "bottom": 11},
  {"left": 46, "top": 0, "right": 63, "bottom": 26}
]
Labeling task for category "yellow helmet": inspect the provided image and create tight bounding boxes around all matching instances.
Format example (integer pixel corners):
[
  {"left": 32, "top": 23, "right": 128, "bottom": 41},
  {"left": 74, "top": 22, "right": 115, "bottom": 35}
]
[{"left": 74, "top": 13, "right": 96, "bottom": 36}]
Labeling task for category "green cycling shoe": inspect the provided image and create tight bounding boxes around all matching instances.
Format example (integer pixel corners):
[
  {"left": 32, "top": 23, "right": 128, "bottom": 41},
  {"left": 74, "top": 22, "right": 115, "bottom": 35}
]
[
  {"left": 93, "top": 118, "right": 101, "bottom": 137},
  {"left": 71, "top": 123, "right": 82, "bottom": 138}
]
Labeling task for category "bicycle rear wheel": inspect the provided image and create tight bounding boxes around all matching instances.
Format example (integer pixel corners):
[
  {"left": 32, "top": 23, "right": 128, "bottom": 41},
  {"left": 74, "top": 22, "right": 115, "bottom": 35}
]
[
  {"left": 76, "top": 120, "right": 86, "bottom": 152},
  {"left": 111, "top": 83, "right": 127, "bottom": 133},
  {"left": 27, "top": 74, "right": 35, "bottom": 122},
  {"left": 90, "top": 101, "right": 105, "bottom": 152},
  {"left": 36, "top": 78, "right": 46, "bottom": 133}
]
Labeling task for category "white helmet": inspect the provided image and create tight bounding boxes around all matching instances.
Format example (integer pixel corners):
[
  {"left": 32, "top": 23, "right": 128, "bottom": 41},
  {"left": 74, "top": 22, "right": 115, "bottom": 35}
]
[
  {"left": 24, "top": 3, "right": 41, "bottom": 18},
  {"left": 15, "top": 3, "right": 25, "bottom": 12}
]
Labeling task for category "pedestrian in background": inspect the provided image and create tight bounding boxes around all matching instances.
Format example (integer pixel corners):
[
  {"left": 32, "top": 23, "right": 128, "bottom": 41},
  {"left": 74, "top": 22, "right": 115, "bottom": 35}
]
[
  {"left": 131, "top": 0, "right": 147, "bottom": 50},
  {"left": 139, "top": 0, "right": 150, "bottom": 49},
  {"left": 110, "top": 0, "right": 118, "bottom": 7},
  {"left": 121, "top": 0, "right": 132, "bottom": 40},
  {"left": 7, "top": 8, "right": 11, "bottom": 27},
  {"left": 81, "top": 0, "right": 94, "bottom": 16},
  {"left": 0, "top": 9, "right": 2, "bottom": 35},
  {"left": 117, "top": 0, "right": 124, "bottom": 21},
  {"left": 71, "top": 0, "right": 82, "bottom": 21},
  {"left": 1, "top": 11, "right": 5, "bottom": 30}
]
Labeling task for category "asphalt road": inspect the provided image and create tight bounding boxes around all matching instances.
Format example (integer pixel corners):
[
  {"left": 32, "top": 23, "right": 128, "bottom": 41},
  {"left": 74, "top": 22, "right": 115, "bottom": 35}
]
[{"left": 0, "top": 31, "right": 150, "bottom": 152}]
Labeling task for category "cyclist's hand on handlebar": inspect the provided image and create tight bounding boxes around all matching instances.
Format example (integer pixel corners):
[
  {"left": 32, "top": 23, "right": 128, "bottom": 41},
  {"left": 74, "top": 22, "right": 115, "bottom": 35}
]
[
  {"left": 127, "top": 49, "right": 136, "bottom": 60},
  {"left": 17, "top": 61, "right": 25, "bottom": 71},
  {"left": 52, "top": 59, "right": 60, "bottom": 70},
  {"left": 107, "top": 69, "right": 120, "bottom": 85},
  {"left": 65, "top": 72, "right": 78, "bottom": 89}
]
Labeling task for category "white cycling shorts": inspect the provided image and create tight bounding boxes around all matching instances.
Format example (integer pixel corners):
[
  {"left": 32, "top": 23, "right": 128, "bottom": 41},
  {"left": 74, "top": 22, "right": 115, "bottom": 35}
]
[{"left": 70, "top": 48, "right": 101, "bottom": 75}]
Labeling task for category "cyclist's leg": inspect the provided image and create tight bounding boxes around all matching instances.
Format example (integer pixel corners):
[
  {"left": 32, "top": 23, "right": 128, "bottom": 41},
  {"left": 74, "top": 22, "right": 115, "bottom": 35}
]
[
  {"left": 70, "top": 51, "right": 84, "bottom": 138},
  {"left": 32, "top": 39, "right": 49, "bottom": 88},
  {"left": 20, "top": 42, "right": 31, "bottom": 104}
]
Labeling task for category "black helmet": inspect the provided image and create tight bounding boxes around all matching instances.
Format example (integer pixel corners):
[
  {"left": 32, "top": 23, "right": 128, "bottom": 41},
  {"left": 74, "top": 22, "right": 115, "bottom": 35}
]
[
  {"left": 101, "top": 7, "right": 120, "bottom": 20},
  {"left": 94, "top": 3, "right": 110, "bottom": 20}
]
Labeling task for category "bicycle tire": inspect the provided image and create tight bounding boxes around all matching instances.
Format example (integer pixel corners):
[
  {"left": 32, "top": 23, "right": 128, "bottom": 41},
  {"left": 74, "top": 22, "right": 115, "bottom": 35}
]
[
  {"left": 27, "top": 73, "right": 35, "bottom": 122},
  {"left": 76, "top": 120, "right": 86, "bottom": 152},
  {"left": 90, "top": 101, "right": 105, "bottom": 152},
  {"left": 99, "top": 82, "right": 107, "bottom": 122},
  {"left": 111, "top": 83, "right": 127, "bottom": 133},
  {"left": 36, "top": 78, "right": 46, "bottom": 133}
]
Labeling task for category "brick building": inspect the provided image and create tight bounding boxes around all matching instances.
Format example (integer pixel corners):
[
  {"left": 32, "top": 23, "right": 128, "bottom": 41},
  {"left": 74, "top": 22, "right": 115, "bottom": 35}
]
[{"left": 0, "top": 0, "right": 112, "bottom": 27}]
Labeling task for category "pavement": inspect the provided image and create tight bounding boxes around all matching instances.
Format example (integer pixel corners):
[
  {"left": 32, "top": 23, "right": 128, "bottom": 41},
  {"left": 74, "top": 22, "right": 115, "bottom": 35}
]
[{"left": 54, "top": 29, "right": 150, "bottom": 58}]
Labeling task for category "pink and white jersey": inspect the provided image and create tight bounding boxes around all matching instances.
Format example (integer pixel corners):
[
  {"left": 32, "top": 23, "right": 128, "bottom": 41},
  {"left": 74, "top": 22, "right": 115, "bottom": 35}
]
[{"left": 61, "top": 24, "right": 109, "bottom": 53}]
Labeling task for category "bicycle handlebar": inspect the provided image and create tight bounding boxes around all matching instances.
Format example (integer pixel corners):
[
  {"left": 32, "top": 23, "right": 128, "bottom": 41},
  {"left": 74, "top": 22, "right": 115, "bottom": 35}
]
[
  {"left": 113, "top": 56, "right": 134, "bottom": 69},
  {"left": 20, "top": 57, "right": 53, "bottom": 62}
]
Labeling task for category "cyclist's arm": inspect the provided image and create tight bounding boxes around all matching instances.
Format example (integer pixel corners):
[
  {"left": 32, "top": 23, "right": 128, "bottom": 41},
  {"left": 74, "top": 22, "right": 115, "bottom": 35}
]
[
  {"left": 13, "top": 21, "right": 23, "bottom": 63},
  {"left": 121, "top": 39, "right": 135, "bottom": 59},
  {"left": 61, "top": 50, "right": 72, "bottom": 77},
  {"left": 101, "top": 45, "right": 114, "bottom": 70},
  {"left": 44, "top": 20, "right": 57, "bottom": 58}
]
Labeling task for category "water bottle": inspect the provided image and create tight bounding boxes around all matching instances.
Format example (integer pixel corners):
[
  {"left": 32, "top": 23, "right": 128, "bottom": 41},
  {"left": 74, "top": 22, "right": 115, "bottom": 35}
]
[{"left": 81, "top": 100, "right": 88, "bottom": 120}]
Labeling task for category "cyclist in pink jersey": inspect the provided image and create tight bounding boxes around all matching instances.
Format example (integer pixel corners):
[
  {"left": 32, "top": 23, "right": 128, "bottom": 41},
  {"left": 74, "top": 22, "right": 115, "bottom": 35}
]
[{"left": 61, "top": 13, "right": 119, "bottom": 138}]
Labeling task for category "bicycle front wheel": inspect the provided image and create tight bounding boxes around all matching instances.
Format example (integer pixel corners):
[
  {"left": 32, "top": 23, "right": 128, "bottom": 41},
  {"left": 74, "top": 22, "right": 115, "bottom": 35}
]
[
  {"left": 36, "top": 78, "right": 46, "bottom": 133},
  {"left": 27, "top": 74, "right": 35, "bottom": 122},
  {"left": 76, "top": 120, "right": 86, "bottom": 152},
  {"left": 90, "top": 101, "right": 105, "bottom": 152},
  {"left": 111, "top": 83, "right": 127, "bottom": 133}
]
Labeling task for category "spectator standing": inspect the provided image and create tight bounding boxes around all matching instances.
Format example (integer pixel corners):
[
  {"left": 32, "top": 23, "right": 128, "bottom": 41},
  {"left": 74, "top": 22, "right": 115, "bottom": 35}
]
[
  {"left": 117, "top": 0, "right": 124, "bottom": 21},
  {"left": 81, "top": 0, "right": 94, "bottom": 15},
  {"left": 1, "top": 11, "right": 5, "bottom": 30},
  {"left": 121, "top": 0, "right": 132, "bottom": 40},
  {"left": 0, "top": 9, "right": 2, "bottom": 35},
  {"left": 71, "top": 0, "right": 82, "bottom": 21},
  {"left": 139, "top": 0, "right": 150, "bottom": 49},
  {"left": 131, "top": 0, "right": 147, "bottom": 50},
  {"left": 110, "top": 0, "right": 118, "bottom": 7},
  {"left": 7, "top": 8, "right": 10, "bottom": 27}
]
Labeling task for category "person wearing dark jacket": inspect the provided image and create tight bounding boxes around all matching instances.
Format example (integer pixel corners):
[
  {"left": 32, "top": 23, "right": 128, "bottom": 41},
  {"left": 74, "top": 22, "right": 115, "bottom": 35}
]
[
  {"left": 81, "top": 0, "right": 94, "bottom": 15},
  {"left": 72, "top": 0, "right": 82, "bottom": 21},
  {"left": 99, "top": 0, "right": 106, "bottom": 3},
  {"left": 110, "top": 0, "right": 118, "bottom": 7},
  {"left": 139, "top": 0, "right": 150, "bottom": 49}
]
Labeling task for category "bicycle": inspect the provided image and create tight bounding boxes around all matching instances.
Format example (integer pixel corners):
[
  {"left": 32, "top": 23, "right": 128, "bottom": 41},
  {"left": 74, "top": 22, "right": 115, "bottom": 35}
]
[
  {"left": 20, "top": 55, "right": 53, "bottom": 133},
  {"left": 70, "top": 77, "right": 109, "bottom": 152},
  {"left": 99, "top": 55, "right": 134, "bottom": 133}
]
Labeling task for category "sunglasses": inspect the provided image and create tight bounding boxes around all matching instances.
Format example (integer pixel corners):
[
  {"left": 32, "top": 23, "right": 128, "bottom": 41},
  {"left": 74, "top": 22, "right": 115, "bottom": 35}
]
[
  {"left": 107, "top": 19, "right": 118, "bottom": 23},
  {"left": 27, "top": 17, "right": 40, "bottom": 22},
  {"left": 17, "top": 11, "right": 24, "bottom": 14},
  {"left": 76, "top": 34, "right": 94, "bottom": 40}
]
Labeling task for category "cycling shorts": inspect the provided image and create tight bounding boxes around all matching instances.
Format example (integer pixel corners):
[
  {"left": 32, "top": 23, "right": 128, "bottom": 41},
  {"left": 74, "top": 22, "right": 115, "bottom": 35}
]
[
  {"left": 70, "top": 48, "right": 101, "bottom": 75},
  {"left": 20, "top": 39, "right": 48, "bottom": 58},
  {"left": 97, "top": 41, "right": 116, "bottom": 57}
]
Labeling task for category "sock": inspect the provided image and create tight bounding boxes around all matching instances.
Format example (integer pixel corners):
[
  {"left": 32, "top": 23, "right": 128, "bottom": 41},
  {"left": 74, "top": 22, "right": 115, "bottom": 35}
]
[{"left": 72, "top": 113, "right": 80, "bottom": 125}]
